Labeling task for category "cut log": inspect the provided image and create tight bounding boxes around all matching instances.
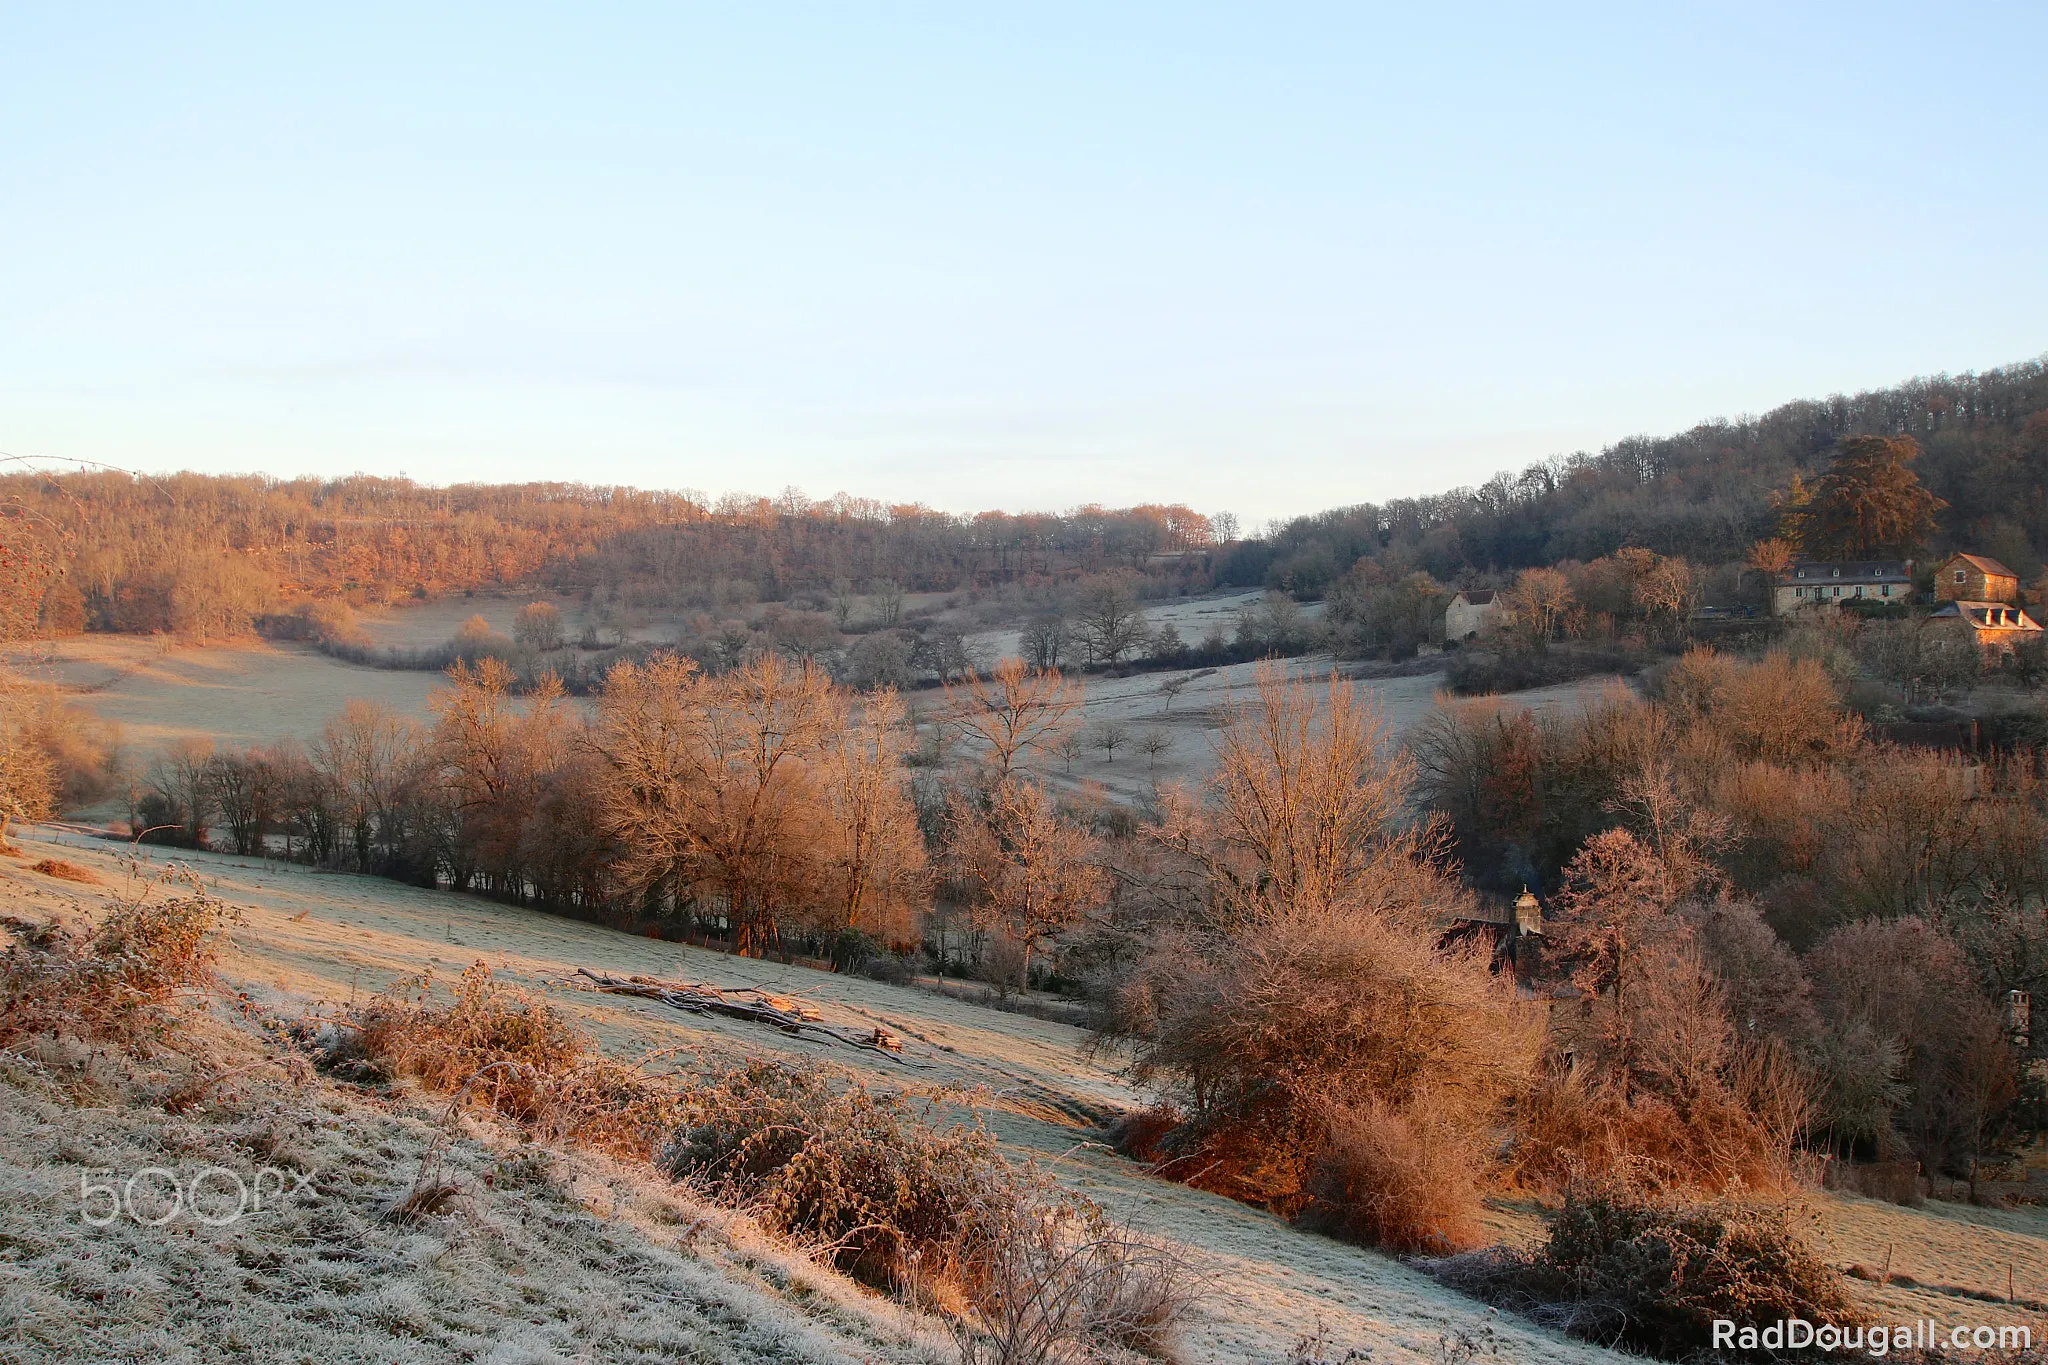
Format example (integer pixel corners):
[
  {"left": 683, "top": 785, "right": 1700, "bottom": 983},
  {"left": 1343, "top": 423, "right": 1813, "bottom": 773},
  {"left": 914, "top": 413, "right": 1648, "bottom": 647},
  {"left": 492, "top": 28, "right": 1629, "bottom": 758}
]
[{"left": 570, "top": 969, "right": 921, "bottom": 1064}]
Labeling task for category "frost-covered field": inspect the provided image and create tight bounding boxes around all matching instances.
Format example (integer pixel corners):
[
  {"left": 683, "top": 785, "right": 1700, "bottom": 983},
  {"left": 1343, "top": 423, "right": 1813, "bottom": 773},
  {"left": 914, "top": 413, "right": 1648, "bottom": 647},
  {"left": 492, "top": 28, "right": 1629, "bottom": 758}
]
[{"left": 2, "top": 635, "right": 446, "bottom": 757}]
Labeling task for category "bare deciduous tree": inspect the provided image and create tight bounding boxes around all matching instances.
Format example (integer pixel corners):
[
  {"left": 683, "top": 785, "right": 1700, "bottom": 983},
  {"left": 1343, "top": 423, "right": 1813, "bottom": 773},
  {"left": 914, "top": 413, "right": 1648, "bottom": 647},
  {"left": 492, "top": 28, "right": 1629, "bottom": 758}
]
[
  {"left": 1155, "top": 664, "right": 1422, "bottom": 920},
  {"left": 313, "top": 700, "right": 425, "bottom": 871},
  {"left": 870, "top": 578, "right": 905, "bottom": 627},
  {"left": 208, "top": 746, "right": 281, "bottom": 856},
  {"left": 1490, "top": 567, "right": 1577, "bottom": 654},
  {"left": 597, "top": 652, "right": 922, "bottom": 953},
  {"left": 951, "top": 778, "right": 1107, "bottom": 984},
  {"left": 1089, "top": 720, "right": 1131, "bottom": 764},
  {"left": 0, "top": 682, "right": 56, "bottom": 847},
  {"left": 144, "top": 737, "right": 217, "bottom": 846},
  {"left": 1074, "top": 582, "right": 1147, "bottom": 667},
  {"left": 816, "top": 688, "right": 927, "bottom": 943},
  {"left": 513, "top": 601, "right": 565, "bottom": 653},
  {"left": 432, "top": 658, "right": 573, "bottom": 897},
  {"left": 942, "top": 658, "right": 1083, "bottom": 780},
  {"left": 1020, "top": 613, "right": 1067, "bottom": 670}
]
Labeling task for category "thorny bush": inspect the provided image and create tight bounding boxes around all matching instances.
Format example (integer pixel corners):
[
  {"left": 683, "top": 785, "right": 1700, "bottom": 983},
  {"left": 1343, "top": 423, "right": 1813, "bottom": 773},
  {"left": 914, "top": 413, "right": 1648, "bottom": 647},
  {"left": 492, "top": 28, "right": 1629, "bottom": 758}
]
[
  {"left": 353, "top": 963, "right": 684, "bottom": 1160},
  {"left": 1423, "top": 1171, "right": 1849, "bottom": 1361},
  {"left": 661, "top": 1058, "right": 1020, "bottom": 1296},
  {"left": 0, "top": 864, "right": 232, "bottom": 1049},
  {"left": 353, "top": 971, "right": 1189, "bottom": 1358}
]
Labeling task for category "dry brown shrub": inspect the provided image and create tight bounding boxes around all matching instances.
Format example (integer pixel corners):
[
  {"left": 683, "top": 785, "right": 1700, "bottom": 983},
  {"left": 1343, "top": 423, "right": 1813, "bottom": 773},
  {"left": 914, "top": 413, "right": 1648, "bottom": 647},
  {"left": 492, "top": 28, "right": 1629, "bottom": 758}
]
[
  {"left": 1300, "top": 1094, "right": 1485, "bottom": 1253},
  {"left": 0, "top": 876, "right": 230, "bottom": 1049},
  {"left": 661, "top": 1059, "right": 1192, "bottom": 1356},
  {"left": 1507, "top": 1066, "right": 1801, "bottom": 1196},
  {"left": 353, "top": 968, "right": 1190, "bottom": 1354},
  {"left": 1104, "top": 1102, "right": 1179, "bottom": 1164},
  {"left": 354, "top": 963, "right": 681, "bottom": 1159},
  {"left": 1117, "top": 893, "right": 1540, "bottom": 1248},
  {"left": 28, "top": 857, "right": 99, "bottom": 884}
]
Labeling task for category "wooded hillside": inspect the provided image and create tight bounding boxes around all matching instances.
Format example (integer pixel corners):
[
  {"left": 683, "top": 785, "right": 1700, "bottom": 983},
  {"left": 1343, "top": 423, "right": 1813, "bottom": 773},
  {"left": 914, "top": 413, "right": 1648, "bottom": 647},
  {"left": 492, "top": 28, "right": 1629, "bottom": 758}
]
[
  {"left": 0, "top": 468, "right": 1220, "bottom": 636},
  {"left": 1231, "top": 357, "right": 2048, "bottom": 594}
]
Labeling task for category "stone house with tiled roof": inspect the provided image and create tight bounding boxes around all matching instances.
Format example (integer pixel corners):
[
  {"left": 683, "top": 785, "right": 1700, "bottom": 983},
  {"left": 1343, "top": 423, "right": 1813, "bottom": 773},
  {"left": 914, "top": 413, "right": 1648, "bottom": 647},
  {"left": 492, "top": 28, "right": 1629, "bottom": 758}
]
[{"left": 1773, "top": 560, "right": 1912, "bottom": 615}]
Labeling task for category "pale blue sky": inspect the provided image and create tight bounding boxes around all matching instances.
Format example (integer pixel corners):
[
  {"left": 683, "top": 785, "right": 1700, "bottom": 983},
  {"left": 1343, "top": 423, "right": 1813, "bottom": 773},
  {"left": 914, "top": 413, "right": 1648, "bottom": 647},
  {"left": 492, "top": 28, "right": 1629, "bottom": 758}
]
[{"left": 4, "top": 3, "right": 2043, "bottom": 525}]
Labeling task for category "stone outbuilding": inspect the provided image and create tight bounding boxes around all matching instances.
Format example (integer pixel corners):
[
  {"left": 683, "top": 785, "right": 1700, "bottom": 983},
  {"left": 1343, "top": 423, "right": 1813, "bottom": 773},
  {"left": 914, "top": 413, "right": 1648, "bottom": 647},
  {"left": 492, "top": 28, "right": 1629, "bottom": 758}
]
[
  {"left": 1444, "top": 589, "right": 1499, "bottom": 641},
  {"left": 1936, "top": 552, "right": 2021, "bottom": 605}
]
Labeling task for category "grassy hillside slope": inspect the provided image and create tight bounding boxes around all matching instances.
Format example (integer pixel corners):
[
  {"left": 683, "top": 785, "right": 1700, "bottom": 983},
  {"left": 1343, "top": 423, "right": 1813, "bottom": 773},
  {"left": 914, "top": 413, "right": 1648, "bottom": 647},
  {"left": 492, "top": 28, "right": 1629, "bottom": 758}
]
[
  {"left": 1, "top": 831, "right": 1624, "bottom": 1365},
  {"left": 8, "top": 833, "right": 2043, "bottom": 1362}
]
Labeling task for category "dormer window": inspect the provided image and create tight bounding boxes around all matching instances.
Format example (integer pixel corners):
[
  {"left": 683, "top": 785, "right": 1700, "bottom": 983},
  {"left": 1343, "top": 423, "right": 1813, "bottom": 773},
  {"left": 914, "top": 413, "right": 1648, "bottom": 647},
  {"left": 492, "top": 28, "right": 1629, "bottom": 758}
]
[{"left": 1831, "top": 568, "right": 1840, "bottom": 578}]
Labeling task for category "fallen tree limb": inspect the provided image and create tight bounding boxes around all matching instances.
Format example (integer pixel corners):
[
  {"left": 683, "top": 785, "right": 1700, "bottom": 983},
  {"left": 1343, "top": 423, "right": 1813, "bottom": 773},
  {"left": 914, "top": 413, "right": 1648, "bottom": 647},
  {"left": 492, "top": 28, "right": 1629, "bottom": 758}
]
[{"left": 571, "top": 969, "right": 927, "bottom": 1066}]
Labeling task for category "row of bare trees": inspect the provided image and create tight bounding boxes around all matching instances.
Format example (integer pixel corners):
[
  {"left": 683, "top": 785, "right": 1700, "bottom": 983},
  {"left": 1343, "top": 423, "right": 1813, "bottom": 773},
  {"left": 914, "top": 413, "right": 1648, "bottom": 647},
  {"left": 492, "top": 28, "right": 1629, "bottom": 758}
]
[{"left": 139, "top": 653, "right": 1120, "bottom": 969}]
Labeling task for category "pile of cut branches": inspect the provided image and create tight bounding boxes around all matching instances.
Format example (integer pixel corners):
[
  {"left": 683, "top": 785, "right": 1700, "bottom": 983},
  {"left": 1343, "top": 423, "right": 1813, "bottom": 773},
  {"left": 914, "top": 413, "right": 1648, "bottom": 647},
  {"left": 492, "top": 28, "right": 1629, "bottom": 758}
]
[{"left": 572, "top": 969, "right": 919, "bottom": 1063}]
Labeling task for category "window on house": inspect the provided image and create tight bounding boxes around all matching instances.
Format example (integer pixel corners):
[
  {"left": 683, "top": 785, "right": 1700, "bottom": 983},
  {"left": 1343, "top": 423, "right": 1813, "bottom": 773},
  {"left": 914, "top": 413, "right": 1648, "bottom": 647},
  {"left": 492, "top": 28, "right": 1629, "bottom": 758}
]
[{"left": 1956, "top": 569, "right": 1967, "bottom": 584}]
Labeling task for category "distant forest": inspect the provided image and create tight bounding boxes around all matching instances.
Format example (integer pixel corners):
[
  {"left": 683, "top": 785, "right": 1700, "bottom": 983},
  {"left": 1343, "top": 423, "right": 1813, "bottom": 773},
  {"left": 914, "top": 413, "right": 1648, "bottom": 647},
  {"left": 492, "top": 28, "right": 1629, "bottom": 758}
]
[
  {"left": 0, "top": 472, "right": 1221, "bottom": 637},
  {"left": 2, "top": 355, "right": 2044, "bottom": 638}
]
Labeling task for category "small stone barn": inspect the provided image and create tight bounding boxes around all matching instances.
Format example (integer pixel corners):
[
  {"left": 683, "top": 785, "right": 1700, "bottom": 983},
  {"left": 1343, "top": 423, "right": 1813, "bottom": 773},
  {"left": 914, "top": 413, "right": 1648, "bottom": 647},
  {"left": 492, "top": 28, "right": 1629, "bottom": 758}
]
[{"left": 1936, "top": 553, "right": 2022, "bottom": 605}]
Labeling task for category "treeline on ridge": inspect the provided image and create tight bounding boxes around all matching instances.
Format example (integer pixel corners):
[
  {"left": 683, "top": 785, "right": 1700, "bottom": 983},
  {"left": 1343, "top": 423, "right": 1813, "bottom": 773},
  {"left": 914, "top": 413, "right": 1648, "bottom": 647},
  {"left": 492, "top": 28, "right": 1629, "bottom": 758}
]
[
  {"left": 0, "top": 468, "right": 1227, "bottom": 639},
  {"left": 1233, "top": 355, "right": 2048, "bottom": 594}
]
